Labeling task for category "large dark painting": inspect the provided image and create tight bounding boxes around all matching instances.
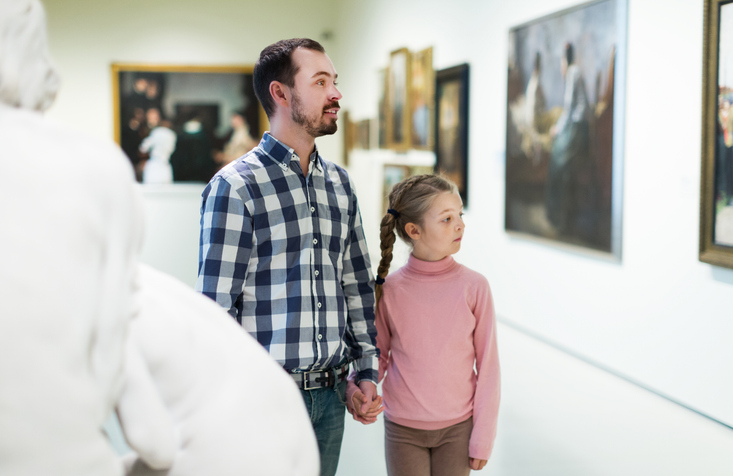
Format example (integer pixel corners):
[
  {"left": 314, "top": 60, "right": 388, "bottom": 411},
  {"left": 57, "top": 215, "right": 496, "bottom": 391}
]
[
  {"left": 505, "top": 0, "right": 626, "bottom": 257},
  {"left": 112, "top": 64, "right": 267, "bottom": 184},
  {"left": 701, "top": 0, "right": 733, "bottom": 268}
]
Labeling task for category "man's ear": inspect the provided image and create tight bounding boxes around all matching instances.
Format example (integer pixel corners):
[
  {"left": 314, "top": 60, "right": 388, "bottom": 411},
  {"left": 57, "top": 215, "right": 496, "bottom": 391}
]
[
  {"left": 404, "top": 222, "right": 421, "bottom": 241},
  {"left": 270, "top": 81, "right": 289, "bottom": 109}
]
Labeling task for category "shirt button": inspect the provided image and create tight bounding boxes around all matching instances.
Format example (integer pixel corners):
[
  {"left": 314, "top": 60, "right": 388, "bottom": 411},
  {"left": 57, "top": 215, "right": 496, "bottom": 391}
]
[
  {"left": 315, "top": 270, "right": 319, "bottom": 276},
  {"left": 311, "top": 206, "right": 316, "bottom": 213},
  {"left": 313, "top": 238, "right": 318, "bottom": 245},
  {"left": 292, "top": 154, "right": 297, "bottom": 160},
  {"left": 318, "top": 334, "right": 323, "bottom": 340},
  {"left": 317, "top": 302, "right": 322, "bottom": 308}
]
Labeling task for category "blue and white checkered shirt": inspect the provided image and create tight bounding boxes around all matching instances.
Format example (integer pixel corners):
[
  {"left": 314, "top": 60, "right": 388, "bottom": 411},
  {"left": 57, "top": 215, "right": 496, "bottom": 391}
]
[{"left": 195, "top": 132, "right": 378, "bottom": 383}]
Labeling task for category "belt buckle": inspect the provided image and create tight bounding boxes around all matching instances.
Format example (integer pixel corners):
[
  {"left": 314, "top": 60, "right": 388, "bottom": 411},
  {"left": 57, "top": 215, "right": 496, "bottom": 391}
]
[{"left": 302, "top": 370, "right": 318, "bottom": 391}]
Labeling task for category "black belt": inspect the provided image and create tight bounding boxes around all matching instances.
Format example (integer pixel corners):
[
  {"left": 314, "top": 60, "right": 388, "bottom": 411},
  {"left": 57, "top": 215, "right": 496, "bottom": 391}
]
[{"left": 290, "top": 362, "right": 349, "bottom": 390}]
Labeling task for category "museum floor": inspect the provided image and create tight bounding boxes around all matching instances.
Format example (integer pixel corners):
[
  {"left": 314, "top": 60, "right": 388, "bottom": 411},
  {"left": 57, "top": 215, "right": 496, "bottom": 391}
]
[
  {"left": 105, "top": 320, "right": 733, "bottom": 475},
  {"left": 337, "top": 322, "right": 733, "bottom": 476}
]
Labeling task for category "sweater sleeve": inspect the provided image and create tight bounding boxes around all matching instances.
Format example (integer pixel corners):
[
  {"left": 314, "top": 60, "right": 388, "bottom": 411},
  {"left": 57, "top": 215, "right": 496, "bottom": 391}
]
[
  {"left": 468, "top": 277, "right": 501, "bottom": 460},
  {"left": 374, "top": 296, "right": 392, "bottom": 383}
]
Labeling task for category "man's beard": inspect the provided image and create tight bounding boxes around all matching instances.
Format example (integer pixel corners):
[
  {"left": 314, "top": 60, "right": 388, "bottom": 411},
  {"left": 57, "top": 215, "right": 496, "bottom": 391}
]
[{"left": 291, "top": 89, "right": 338, "bottom": 137}]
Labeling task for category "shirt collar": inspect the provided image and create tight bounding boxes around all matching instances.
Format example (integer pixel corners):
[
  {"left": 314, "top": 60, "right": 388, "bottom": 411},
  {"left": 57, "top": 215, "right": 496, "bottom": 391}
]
[
  {"left": 405, "top": 254, "right": 458, "bottom": 276},
  {"left": 260, "top": 132, "right": 322, "bottom": 172}
]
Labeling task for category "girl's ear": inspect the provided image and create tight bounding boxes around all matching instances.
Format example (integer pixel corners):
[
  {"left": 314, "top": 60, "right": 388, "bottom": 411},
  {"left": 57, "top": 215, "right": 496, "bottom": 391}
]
[
  {"left": 404, "top": 222, "right": 421, "bottom": 241},
  {"left": 270, "top": 81, "right": 289, "bottom": 109}
]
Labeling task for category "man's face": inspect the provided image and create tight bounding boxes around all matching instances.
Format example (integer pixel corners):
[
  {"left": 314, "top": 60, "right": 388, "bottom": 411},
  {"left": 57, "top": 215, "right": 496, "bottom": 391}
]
[{"left": 289, "top": 48, "right": 342, "bottom": 138}]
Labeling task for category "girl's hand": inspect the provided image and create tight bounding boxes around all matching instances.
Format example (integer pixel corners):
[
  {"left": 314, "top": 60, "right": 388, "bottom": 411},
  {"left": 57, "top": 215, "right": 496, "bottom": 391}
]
[
  {"left": 345, "top": 380, "right": 383, "bottom": 424},
  {"left": 469, "top": 458, "right": 487, "bottom": 471}
]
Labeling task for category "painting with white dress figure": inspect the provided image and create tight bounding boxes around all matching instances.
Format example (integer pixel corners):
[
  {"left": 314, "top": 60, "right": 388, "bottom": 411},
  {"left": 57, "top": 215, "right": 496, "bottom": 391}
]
[
  {"left": 505, "top": 0, "right": 627, "bottom": 257},
  {"left": 113, "top": 64, "right": 267, "bottom": 184}
]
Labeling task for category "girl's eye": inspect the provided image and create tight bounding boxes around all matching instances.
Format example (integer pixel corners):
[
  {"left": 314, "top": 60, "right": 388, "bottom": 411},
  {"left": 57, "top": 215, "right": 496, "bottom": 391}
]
[
  {"left": 334, "top": 82, "right": 339, "bottom": 86},
  {"left": 317, "top": 80, "right": 324, "bottom": 86}
]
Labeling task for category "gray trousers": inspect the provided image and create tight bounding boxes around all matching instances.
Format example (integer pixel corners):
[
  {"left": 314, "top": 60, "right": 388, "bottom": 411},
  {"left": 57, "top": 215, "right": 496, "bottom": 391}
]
[{"left": 384, "top": 416, "right": 473, "bottom": 476}]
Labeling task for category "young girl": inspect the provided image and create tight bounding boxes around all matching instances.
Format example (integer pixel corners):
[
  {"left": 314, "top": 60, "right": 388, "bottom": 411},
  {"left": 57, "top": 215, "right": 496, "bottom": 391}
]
[{"left": 347, "top": 174, "right": 500, "bottom": 475}]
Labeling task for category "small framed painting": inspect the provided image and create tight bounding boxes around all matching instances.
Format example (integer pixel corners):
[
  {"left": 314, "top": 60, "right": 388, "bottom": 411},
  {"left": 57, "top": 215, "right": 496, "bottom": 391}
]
[
  {"left": 435, "top": 63, "right": 470, "bottom": 206},
  {"left": 387, "top": 48, "right": 412, "bottom": 151}
]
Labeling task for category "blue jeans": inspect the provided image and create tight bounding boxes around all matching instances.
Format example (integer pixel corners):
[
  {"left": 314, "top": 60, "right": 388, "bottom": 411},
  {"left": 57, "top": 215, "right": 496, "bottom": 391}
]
[{"left": 299, "top": 379, "right": 347, "bottom": 476}]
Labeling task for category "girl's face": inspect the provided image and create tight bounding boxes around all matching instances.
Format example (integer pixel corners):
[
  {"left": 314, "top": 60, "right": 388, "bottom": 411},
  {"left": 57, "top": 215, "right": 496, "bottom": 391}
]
[{"left": 408, "top": 191, "right": 465, "bottom": 262}]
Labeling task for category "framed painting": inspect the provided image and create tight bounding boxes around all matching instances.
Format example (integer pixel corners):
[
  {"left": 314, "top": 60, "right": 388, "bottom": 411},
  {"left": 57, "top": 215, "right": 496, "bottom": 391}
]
[
  {"left": 701, "top": 0, "right": 733, "bottom": 268},
  {"left": 342, "top": 110, "right": 354, "bottom": 166},
  {"left": 354, "top": 119, "right": 371, "bottom": 150},
  {"left": 387, "top": 48, "right": 411, "bottom": 151},
  {"left": 504, "top": 0, "right": 627, "bottom": 258},
  {"left": 435, "top": 64, "right": 470, "bottom": 206},
  {"left": 112, "top": 63, "right": 267, "bottom": 184},
  {"left": 377, "top": 68, "right": 389, "bottom": 149},
  {"left": 410, "top": 47, "right": 435, "bottom": 150}
]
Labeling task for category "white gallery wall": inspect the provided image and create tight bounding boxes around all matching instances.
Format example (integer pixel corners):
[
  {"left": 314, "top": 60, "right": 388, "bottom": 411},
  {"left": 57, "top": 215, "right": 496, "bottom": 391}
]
[
  {"left": 333, "top": 0, "right": 733, "bottom": 429},
  {"left": 39, "top": 0, "right": 733, "bottom": 430}
]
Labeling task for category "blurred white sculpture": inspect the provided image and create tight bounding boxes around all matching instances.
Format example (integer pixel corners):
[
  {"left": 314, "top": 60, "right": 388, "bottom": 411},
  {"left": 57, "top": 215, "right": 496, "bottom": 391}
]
[
  {"left": 118, "top": 265, "right": 320, "bottom": 476},
  {"left": 0, "top": 1, "right": 142, "bottom": 475},
  {"left": 0, "top": 2, "right": 319, "bottom": 475}
]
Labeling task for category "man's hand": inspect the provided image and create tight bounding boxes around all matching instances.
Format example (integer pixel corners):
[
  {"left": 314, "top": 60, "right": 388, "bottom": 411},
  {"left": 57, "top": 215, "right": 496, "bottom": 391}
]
[
  {"left": 469, "top": 458, "right": 487, "bottom": 471},
  {"left": 345, "top": 380, "right": 382, "bottom": 424},
  {"left": 357, "top": 381, "right": 378, "bottom": 414}
]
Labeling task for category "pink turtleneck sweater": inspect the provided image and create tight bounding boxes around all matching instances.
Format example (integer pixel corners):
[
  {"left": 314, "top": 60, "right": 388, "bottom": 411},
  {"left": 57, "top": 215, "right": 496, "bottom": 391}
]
[{"left": 376, "top": 254, "right": 500, "bottom": 460}]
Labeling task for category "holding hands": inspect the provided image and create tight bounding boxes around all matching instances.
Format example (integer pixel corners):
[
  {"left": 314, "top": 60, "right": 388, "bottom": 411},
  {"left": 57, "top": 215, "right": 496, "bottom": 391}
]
[{"left": 345, "top": 377, "right": 383, "bottom": 424}]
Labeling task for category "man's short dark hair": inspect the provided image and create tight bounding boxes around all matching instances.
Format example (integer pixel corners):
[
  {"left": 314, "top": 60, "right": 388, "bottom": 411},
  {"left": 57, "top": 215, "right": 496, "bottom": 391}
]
[{"left": 253, "top": 38, "right": 325, "bottom": 118}]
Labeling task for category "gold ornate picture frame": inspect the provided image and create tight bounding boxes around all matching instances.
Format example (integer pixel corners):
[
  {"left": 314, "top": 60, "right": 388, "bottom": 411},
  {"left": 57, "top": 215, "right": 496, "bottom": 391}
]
[
  {"left": 111, "top": 63, "right": 267, "bottom": 184},
  {"left": 700, "top": 0, "right": 733, "bottom": 268},
  {"left": 387, "top": 48, "right": 412, "bottom": 151}
]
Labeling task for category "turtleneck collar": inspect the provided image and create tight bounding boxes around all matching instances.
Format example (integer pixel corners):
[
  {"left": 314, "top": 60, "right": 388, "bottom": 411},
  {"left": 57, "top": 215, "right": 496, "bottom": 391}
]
[{"left": 404, "top": 253, "right": 459, "bottom": 277}]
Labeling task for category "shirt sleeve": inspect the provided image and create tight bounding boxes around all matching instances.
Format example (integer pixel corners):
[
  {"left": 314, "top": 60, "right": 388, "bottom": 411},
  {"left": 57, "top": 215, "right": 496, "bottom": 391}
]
[
  {"left": 341, "top": 179, "right": 379, "bottom": 384},
  {"left": 195, "top": 176, "right": 253, "bottom": 322},
  {"left": 469, "top": 276, "right": 501, "bottom": 461}
]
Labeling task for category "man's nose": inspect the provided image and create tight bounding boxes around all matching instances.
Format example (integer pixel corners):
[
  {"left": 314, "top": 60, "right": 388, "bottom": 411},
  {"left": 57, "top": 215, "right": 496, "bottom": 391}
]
[{"left": 330, "top": 84, "right": 342, "bottom": 101}]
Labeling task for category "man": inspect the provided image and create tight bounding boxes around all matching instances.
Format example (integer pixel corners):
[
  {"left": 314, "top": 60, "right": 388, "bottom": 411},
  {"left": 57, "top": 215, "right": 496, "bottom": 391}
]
[{"left": 195, "top": 38, "right": 379, "bottom": 476}]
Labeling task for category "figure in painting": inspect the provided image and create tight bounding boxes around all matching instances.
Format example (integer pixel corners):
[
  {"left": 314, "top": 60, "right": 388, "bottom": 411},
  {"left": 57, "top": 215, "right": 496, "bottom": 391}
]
[
  {"left": 213, "top": 110, "right": 257, "bottom": 167},
  {"left": 139, "top": 107, "right": 177, "bottom": 184},
  {"left": 718, "top": 96, "right": 733, "bottom": 205},
  {"left": 525, "top": 52, "right": 546, "bottom": 135},
  {"left": 545, "top": 42, "right": 592, "bottom": 238}
]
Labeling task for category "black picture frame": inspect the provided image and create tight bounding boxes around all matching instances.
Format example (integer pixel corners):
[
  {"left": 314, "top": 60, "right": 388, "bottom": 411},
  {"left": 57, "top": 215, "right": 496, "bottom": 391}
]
[{"left": 434, "top": 63, "right": 470, "bottom": 206}]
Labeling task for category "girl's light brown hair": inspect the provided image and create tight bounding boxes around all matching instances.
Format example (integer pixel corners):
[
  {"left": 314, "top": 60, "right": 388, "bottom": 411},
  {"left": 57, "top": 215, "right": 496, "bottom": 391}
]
[{"left": 375, "top": 174, "right": 458, "bottom": 304}]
